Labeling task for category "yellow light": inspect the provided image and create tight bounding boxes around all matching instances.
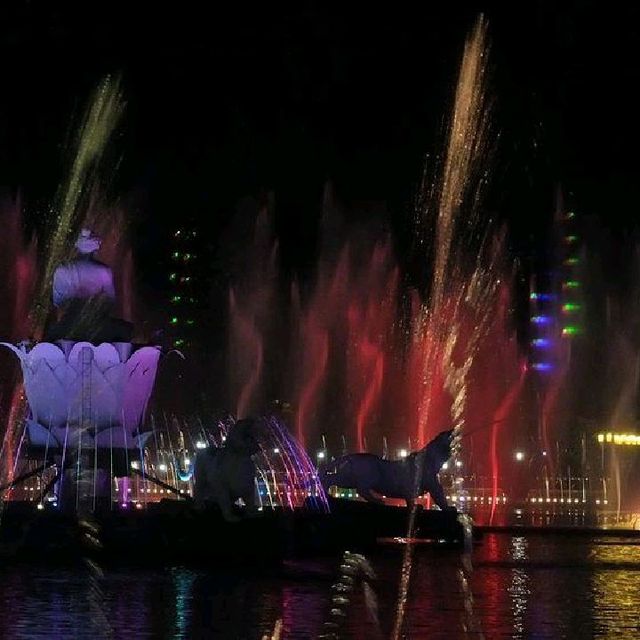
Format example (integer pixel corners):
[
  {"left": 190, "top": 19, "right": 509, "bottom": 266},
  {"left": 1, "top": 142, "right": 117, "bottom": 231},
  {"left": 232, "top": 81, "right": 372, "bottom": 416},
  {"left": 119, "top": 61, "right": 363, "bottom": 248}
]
[{"left": 599, "top": 432, "right": 640, "bottom": 446}]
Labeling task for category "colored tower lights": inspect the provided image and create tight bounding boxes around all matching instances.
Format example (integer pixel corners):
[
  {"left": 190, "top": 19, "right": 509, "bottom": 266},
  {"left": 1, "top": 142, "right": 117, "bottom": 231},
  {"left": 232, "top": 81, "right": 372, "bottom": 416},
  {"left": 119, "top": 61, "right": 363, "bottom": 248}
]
[
  {"left": 167, "top": 227, "right": 200, "bottom": 349},
  {"left": 529, "top": 277, "right": 555, "bottom": 372},
  {"left": 559, "top": 211, "right": 583, "bottom": 340},
  {"left": 528, "top": 203, "right": 584, "bottom": 374}
]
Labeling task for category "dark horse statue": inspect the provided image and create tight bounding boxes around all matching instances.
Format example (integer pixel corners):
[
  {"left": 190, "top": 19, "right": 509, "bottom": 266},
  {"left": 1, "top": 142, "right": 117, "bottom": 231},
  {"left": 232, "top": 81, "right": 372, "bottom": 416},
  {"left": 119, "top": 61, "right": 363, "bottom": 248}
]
[{"left": 320, "top": 429, "right": 458, "bottom": 511}]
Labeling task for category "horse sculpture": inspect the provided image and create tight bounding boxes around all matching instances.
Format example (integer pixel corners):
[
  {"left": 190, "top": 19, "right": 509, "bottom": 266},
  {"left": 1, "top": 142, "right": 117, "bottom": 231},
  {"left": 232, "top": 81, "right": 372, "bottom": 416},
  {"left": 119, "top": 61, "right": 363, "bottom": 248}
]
[
  {"left": 320, "top": 429, "right": 458, "bottom": 511},
  {"left": 193, "top": 418, "right": 262, "bottom": 521}
]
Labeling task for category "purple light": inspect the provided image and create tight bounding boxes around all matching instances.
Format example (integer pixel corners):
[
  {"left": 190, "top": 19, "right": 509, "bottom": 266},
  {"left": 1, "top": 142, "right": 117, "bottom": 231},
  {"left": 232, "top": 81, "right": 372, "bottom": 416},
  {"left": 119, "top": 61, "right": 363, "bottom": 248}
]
[
  {"left": 532, "top": 338, "right": 551, "bottom": 348},
  {"left": 532, "top": 362, "right": 553, "bottom": 372},
  {"left": 531, "top": 315, "right": 551, "bottom": 325}
]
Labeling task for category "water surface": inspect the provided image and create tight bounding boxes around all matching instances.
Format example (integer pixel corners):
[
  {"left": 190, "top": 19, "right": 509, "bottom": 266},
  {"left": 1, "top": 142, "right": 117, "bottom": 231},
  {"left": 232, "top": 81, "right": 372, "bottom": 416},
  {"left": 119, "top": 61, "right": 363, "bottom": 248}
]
[{"left": 1, "top": 534, "right": 640, "bottom": 638}]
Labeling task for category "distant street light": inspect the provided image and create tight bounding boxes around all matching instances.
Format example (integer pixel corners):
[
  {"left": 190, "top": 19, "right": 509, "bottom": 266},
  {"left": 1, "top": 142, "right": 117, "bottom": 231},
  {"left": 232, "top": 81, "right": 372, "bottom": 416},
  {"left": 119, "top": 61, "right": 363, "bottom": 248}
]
[
  {"left": 398, "top": 449, "right": 408, "bottom": 459},
  {"left": 317, "top": 451, "right": 326, "bottom": 460},
  {"left": 515, "top": 451, "right": 525, "bottom": 462}
]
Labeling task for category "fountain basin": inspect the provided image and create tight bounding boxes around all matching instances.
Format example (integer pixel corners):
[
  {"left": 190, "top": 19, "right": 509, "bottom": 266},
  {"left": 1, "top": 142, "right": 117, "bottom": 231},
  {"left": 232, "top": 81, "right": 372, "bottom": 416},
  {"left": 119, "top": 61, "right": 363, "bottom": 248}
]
[{"left": 1, "top": 340, "right": 160, "bottom": 449}]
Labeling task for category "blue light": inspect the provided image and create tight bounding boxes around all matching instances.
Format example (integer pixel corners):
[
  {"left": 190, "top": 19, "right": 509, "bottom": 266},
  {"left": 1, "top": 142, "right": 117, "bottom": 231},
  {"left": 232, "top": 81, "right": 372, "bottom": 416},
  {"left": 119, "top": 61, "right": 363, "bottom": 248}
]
[
  {"left": 532, "top": 363, "right": 553, "bottom": 372},
  {"left": 530, "top": 293, "right": 555, "bottom": 302},
  {"left": 532, "top": 338, "right": 551, "bottom": 348},
  {"left": 531, "top": 315, "right": 551, "bottom": 325}
]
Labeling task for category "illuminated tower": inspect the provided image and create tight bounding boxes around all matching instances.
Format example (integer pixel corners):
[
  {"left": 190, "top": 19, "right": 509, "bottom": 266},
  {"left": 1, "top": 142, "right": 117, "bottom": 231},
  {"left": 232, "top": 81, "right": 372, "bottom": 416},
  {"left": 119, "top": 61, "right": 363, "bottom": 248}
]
[
  {"left": 167, "top": 227, "right": 199, "bottom": 350},
  {"left": 529, "top": 204, "right": 584, "bottom": 371},
  {"left": 528, "top": 279, "right": 555, "bottom": 372},
  {"left": 529, "top": 195, "right": 585, "bottom": 488},
  {"left": 558, "top": 210, "right": 583, "bottom": 340}
]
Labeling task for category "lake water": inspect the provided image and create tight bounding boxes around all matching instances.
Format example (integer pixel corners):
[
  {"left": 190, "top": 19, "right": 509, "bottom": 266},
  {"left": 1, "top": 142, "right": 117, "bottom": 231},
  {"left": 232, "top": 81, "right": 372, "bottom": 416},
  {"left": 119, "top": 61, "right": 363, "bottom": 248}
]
[{"left": 1, "top": 533, "right": 640, "bottom": 638}]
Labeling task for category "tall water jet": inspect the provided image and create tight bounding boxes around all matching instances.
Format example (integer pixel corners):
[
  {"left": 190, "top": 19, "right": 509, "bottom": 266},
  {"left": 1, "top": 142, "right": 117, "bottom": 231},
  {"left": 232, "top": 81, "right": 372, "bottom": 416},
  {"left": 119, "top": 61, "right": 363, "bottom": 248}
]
[
  {"left": 347, "top": 241, "right": 398, "bottom": 452},
  {"left": 394, "top": 15, "right": 494, "bottom": 639},
  {"left": 32, "top": 75, "right": 125, "bottom": 338},
  {"left": 228, "top": 207, "right": 278, "bottom": 419},
  {"left": 0, "top": 200, "right": 37, "bottom": 491}
]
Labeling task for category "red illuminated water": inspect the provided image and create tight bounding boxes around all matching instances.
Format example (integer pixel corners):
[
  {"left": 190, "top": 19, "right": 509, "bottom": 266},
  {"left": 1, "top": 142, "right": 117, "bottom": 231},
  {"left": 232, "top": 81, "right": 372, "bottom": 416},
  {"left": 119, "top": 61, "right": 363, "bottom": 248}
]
[
  {"left": 0, "top": 199, "right": 36, "bottom": 491},
  {"left": 225, "top": 205, "right": 524, "bottom": 487}
]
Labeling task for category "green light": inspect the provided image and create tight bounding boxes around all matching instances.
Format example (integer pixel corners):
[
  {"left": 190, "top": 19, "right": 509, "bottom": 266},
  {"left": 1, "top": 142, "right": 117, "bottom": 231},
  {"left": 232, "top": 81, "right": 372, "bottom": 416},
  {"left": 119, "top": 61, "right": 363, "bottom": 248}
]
[
  {"left": 184, "top": 253, "right": 191, "bottom": 261},
  {"left": 562, "top": 303, "right": 581, "bottom": 313},
  {"left": 565, "top": 235, "right": 578, "bottom": 243},
  {"left": 564, "top": 257, "right": 579, "bottom": 266},
  {"left": 170, "top": 317, "right": 178, "bottom": 325},
  {"left": 186, "top": 319, "right": 194, "bottom": 325},
  {"left": 173, "top": 251, "right": 180, "bottom": 259},
  {"left": 563, "top": 280, "right": 580, "bottom": 289},
  {"left": 566, "top": 211, "right": 575, "bottom": 219},
  {"left": 169, "top": 273, "right": 177, "bottom": 281},
  {"left": 171, "top": 295, "right": 181, "bottom": 303},
  {"left": 175, "top": 339, "right": 185, "bottom": 346},
  {"left": 562, "top": 325, "right": 580, "bottom": 337},
  {"left": 530, "top": 292, "right": 538, "bottom": 300}
]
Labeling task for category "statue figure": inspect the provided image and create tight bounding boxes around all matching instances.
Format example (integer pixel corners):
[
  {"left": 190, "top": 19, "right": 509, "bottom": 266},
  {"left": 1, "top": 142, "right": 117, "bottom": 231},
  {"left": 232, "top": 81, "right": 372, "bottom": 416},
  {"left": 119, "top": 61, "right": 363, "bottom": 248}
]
[
  {"left": 320, "top": 429, "right": 458, "bottom": 511},
  {"left": 193, "top": 418, "right": 262, "bottom": 521},
  {"left": 46, "top": 229, "right": 132, "bottom": 342}
]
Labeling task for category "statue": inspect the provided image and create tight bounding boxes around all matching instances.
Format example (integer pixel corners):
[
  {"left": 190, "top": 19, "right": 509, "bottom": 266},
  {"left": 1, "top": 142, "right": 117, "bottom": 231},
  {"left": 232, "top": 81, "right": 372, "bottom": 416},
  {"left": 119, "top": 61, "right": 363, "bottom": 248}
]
[
  {"left": 320, "top": 429, "right": 458, "bottom": 511},
  {"left": 1, "top": 228, "right": 161, "bottom": 508},
  {"left": 45, "top": 229, "right": 132, "bottom": 343},
  {"left": 193, "top": 418, "right": 262, "bottom": 522}
]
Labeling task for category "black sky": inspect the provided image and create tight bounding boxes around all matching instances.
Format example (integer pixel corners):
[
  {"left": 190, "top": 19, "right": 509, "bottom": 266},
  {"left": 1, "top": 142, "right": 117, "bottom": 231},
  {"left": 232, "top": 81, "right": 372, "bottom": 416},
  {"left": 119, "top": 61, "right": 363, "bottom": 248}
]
[{"left": 0, "top": 1, "right": 639, "bottom": 280}]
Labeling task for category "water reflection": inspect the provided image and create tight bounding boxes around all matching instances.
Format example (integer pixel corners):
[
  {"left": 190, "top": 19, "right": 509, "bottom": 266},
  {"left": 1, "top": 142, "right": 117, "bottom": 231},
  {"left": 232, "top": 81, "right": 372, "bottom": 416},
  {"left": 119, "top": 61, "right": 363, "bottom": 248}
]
[
  {"left": 508, "top": 536, "right": 529, "bottom": 637},
  {"left": 591, "top": 541, "right": 640, "bottom": 637},
  {"left": 1, "top": 535, "right": 640, "bottom": 638}
]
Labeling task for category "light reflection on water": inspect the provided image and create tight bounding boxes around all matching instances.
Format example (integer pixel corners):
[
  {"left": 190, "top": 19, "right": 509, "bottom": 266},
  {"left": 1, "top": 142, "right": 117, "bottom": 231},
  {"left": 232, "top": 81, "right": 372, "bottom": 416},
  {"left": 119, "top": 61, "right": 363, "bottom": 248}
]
[{"left": 1, "top": 534, "right": 640, "bottom": 638}]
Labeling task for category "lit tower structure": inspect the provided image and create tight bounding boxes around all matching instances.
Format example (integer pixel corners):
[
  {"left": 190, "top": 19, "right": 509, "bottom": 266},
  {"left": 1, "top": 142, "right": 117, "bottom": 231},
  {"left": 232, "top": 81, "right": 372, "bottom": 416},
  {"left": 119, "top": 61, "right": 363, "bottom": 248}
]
[
  {"left": 529, "top": 199, "right": 584, "bottom": 484},
  {"left": 167, "top": 227, "right": 199, "bottom": 350},
  {"left": 528, "top": 276, "right": 555, "bottom": 373},
  {"left": 558, "top": 210, "right": 584, "bottom": 341},
  {"left": 529, "top": 207, "right": 584, "bottom": 370}
]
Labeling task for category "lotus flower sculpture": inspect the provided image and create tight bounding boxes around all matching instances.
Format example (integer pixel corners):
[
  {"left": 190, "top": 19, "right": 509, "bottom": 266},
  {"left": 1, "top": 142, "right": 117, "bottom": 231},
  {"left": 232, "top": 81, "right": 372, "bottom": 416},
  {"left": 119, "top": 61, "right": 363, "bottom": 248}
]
[{"left": 1, "top": 340, "right": 160, "bottom": 450}]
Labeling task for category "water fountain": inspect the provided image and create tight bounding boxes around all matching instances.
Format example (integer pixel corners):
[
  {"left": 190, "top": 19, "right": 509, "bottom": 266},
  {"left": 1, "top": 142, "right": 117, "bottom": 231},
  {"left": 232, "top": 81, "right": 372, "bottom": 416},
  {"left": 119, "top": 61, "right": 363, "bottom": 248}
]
[{"left": 0, "top": 228, "right": 161, "bottom": 510}]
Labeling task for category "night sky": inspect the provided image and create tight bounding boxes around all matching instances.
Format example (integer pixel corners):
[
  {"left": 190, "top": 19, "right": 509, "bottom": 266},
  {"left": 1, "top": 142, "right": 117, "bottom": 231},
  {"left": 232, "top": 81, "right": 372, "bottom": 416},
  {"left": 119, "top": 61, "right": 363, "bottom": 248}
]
[{"left": 0, "top": 1, "right": 638, "bottom": 289}]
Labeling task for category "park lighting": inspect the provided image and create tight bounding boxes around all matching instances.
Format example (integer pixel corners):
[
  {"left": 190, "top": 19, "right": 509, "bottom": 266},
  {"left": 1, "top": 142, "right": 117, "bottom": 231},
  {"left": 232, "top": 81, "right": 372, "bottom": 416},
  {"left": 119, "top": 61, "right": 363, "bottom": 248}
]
[
  {"left": 455, "top": 460, "right": 463, "bottom": 468},
  {"left": 442, "top": 462, "right": 449, "bottom": 470},
  {"left": 273, "top": 448, "right": 280, "bottom": 454},
  {"left": 317, "top": 451, "right": 326, "bottom": 460},
  {"left": 515, "top": 451, "right": 525, "bottom": 462},
  {"left": 158, "top": 463, "right": 168, "bottom": 472},
  {"left": 398, "top": 449, "right": 408, "bottom": 459},
  {"left": 195, "top": 440, "right": 207, "bottom": 450}
]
